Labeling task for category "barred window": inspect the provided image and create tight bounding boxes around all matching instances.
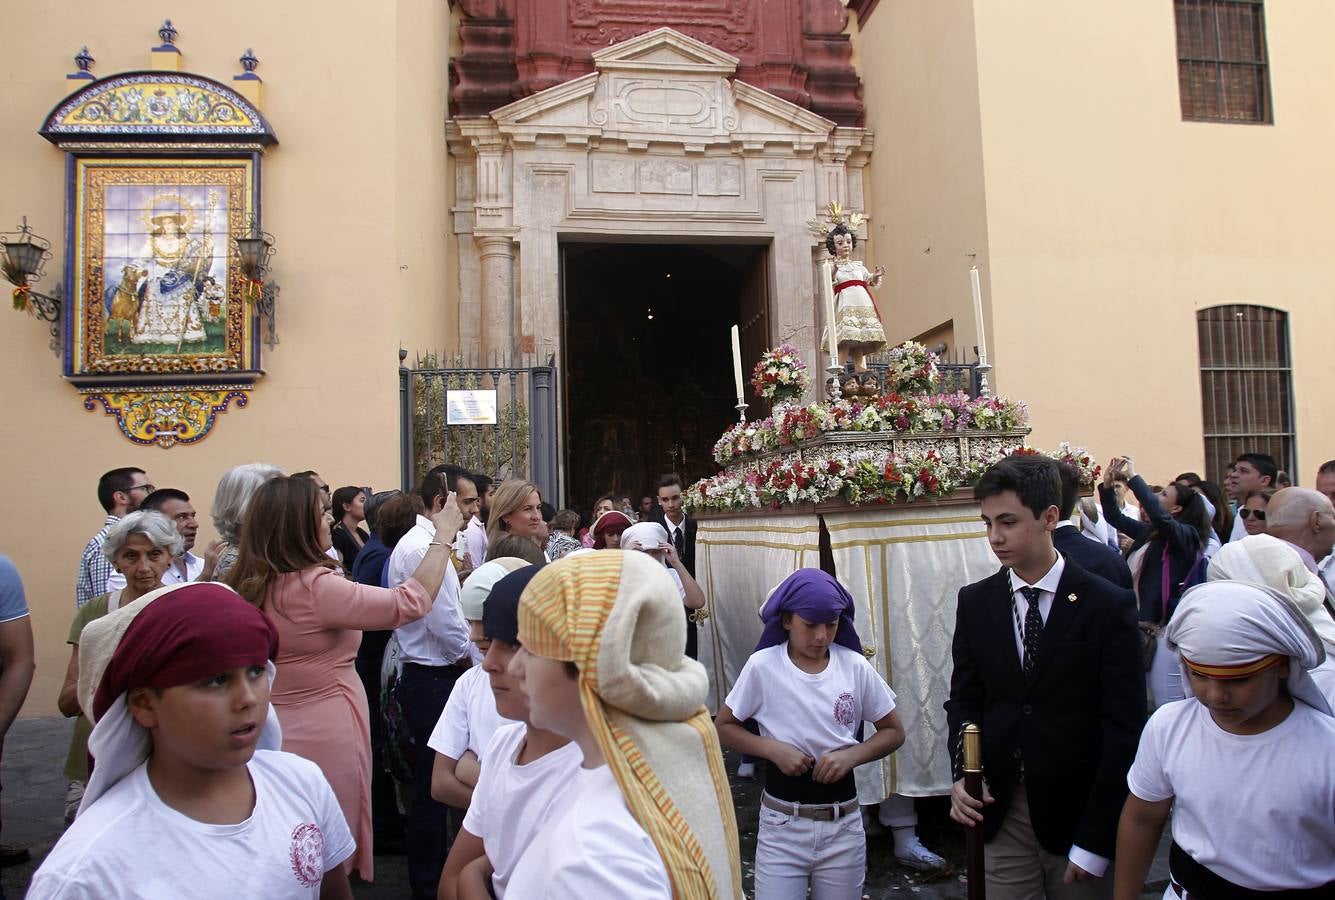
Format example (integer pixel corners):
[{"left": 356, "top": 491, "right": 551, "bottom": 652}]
[
  {"left": 1197, "top": 305, "right": 1293, "bottom": 483},
  {"left": 1174, "top": 0, "right": 1272, "bottom": 123}
]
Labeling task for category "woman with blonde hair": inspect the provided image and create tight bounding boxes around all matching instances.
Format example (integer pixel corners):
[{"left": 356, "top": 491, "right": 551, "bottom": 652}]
[
  {"left": 224, "top": 475, "right": 464, "bottom": 880},
  {"left": 485, "top": 480, "right": 545, "bottom": 552}
]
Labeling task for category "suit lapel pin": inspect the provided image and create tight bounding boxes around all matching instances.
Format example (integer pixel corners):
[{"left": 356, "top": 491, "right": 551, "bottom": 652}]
[{"left": 1067, "top": 593, "right": 1078, "bottom": 603}]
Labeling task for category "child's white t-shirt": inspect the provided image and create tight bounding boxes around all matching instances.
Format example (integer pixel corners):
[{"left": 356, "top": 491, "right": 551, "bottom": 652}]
[
  {"left": 28, "top": 749, "right": 355, "bottom": 899},
  {"left": 427, "top": 663, "right": 515, "bottom": 760},
  {"left": 725, "top": 643, "right": 896, "bottom": 760},
  {"left": 1127, "top": 697, "right": 1335, "bottom": 890},
  {"left": 504, "top": 763, "right": 671, "bottom": 899},
  {"left": 460, "top": 721, "right": 583, "bottom": 897}
]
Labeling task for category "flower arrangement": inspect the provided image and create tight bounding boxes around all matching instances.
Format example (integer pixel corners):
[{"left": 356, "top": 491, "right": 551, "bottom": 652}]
[
  {"left": 750, "top": 344, "right": 810, "bottom": 403},
  {"left": 882, "top": 341, "right": 940, "bottom": 395},
  {"left": 709, "top": 391, "right": 1030, "bottom": 465},
  {"left": 1003, "top": 442, "right": 1102, "bottom": 487},
  {"left": 686, "top": 439, "right": 1092, "bottom": 513}
]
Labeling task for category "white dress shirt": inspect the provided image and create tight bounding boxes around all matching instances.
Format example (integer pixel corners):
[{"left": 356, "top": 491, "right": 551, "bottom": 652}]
[
  {"left": 1005, "top": 553, "right": 1108, "bottom": 877},
  {"left": 160, "top": 551, "right": 204, "bottom": 585},
  {"left": 465, "top": 516, "right": 488, "bottom": 569},
  {"left": 386, "top": 515, "right": 470, "bottom": 667}
]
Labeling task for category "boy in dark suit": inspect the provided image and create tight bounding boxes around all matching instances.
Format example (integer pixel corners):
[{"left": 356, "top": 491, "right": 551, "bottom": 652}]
[
  {"left": 946, "top": 456, "right": 1144, "bottom": 899},
  {"left": 652, "top": 473, "right": 701, "bottom": 659},
  {"left": 1053, "top": 462, "right": 1133, "bottom": 591}
]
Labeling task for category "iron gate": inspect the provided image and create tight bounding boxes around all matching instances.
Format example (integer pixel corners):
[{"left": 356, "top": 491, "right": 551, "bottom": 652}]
[{"left": 399, "top": 349, "right": 558, "bottom": 501}]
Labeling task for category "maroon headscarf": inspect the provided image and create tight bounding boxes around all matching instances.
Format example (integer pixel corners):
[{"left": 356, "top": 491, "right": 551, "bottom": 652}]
[
  {"left": 92, "top": 584, "right": 279, "bottom": 721},
  {"left": 592, "top": 510, "right": 632, "bottom": 549}
]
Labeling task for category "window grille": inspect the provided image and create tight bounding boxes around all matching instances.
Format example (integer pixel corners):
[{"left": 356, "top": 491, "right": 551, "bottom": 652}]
[
  {"left": 1174, "top": 0, "right": 1272, "bottom": 123},
  {"left": 1196, "top": 305, "right": 1294, "bottom": 483}
]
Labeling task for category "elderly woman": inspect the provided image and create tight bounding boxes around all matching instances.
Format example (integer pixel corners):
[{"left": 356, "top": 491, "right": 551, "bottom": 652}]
[
  {"left": 57, "top": 510, "right": 181, "bottom": 823},
  {"left": 210, "top": 462, "right": 284, "bottom": 581},
  {"left": 225, "top": 476, "right": 465, "bottom": 881},
  {"left": 505, "top": 552, "right": 742, "bottom": 898}
]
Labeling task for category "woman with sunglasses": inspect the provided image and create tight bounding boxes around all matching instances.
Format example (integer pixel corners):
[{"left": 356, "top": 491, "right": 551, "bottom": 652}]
[{"left": 1239, "top": 488, "right": 1276, "bottom": 536}]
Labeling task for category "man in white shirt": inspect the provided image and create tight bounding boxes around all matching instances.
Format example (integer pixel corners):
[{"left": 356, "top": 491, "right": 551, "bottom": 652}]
[
  {"left": 465, "top": 472, "right": 494, "bottom": 568},
  {"left": 76, "top": 467, "right": 154, "bottom": 606},
  {"left": 386, "top": 468, "right": 475, "bottom": 900},
  {"left": 140, "top": 488, "right": 211, "bottom": 584},
  {"left": 1223, "top": 453, "right": 1278, "bottom": 542}
]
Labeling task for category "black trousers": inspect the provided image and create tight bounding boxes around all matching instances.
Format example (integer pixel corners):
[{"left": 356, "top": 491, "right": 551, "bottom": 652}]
[
  {"left": 395, "top": 661, "right": 467, "bottom": 900},
  {"left": 354, "top": 630, "right": 400, "bottom": 842}
]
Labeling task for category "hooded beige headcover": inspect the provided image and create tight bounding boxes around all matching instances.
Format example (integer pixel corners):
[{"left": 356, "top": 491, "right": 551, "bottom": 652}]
[
  {"left": 518, "top": 550, "right": 742, "bottom": 900},
  {"left": 1207, "top": 533, "right": 1335, "bottom": 652}
]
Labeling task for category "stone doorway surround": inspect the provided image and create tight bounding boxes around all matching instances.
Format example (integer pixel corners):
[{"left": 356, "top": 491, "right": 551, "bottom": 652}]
[{"left": 447, "top": 27, "right": 873, "bottom": 486}]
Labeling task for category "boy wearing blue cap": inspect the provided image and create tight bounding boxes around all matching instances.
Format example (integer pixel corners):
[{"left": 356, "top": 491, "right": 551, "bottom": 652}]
[{"left": 715, "top": 568, "right": 905, "bottom": 900}]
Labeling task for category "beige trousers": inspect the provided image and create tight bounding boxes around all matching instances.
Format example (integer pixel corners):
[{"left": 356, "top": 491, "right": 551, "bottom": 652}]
[{"left": 984, "top": 785, "right": 1113, "bottom": 900}]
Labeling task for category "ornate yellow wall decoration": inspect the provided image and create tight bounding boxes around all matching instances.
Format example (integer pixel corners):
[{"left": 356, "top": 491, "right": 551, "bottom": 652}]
[{"left": 81, "top": 386, "right": 250, "bottom": 448}]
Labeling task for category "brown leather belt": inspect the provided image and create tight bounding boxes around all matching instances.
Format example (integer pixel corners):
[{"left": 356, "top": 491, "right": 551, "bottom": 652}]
[{"left": 761, "top": 792, "right": 859, "bottom": 822}]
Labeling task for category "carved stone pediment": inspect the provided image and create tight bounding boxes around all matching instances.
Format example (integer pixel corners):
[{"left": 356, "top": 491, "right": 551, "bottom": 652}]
[{"left": 483, "top": 28, "right": 834, "bottom": 154}]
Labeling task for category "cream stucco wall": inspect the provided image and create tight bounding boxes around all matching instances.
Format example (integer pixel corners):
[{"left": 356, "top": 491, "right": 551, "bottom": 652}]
[
  {"left": 851, "top": 0, "right": 992, "bottom": 360},
  {"left": 1, "top": 0, "right": 456, "bottom": 715},
  {"left": 858, "top": 0, "right": 1334, "bottom": 485}
]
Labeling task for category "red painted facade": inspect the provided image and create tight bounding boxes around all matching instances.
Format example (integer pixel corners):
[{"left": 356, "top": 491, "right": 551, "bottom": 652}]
[{"left": 449, "top": 0, "right": 864, "bottom": 124}]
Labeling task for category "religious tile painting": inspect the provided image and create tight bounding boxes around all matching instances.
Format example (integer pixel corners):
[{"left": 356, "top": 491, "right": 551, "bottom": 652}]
[{"left": 70, "top": 158, "right": 257, "bottom": 376}]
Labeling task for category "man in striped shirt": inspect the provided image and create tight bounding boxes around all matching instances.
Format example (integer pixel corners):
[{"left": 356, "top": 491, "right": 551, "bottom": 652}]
[{"left": 74, "top": 468, "right": 153, "bottom": 607}]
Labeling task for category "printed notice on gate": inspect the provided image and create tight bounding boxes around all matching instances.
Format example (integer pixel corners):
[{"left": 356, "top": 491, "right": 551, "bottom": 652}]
[{"left": 446, "top": 390, "right": 498, "bottom": 425}]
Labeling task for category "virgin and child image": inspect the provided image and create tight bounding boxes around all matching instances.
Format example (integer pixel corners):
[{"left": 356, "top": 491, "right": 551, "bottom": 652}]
[{"left": 99, "top": 187, "right": 228, "bottom": 357}]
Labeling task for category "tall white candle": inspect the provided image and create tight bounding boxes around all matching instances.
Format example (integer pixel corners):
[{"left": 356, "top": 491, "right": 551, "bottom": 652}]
[
  {"left": 731, "top": 324, "right": 745, "bottom": 402},
  {"left": 970, "top": 265, "right": 988, "bottom": 367},
  {"left": 822, "top": 258, "right": 838, "bottom": 367}
]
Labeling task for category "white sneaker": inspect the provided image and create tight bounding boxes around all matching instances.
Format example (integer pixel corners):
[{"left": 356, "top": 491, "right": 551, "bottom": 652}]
[
  {"left": 736, "top": 761, "right": 756, "bottom": 780},
  {"left": 894, "top": 836, "right": 947, "bottom": 872}
]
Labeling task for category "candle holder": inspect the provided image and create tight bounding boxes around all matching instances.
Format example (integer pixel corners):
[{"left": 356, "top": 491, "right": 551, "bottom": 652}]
[
  {"left": 735, "top": 400, "right": 749, "bottom": 424},
  {"left": 826, "top": 362, "right": 843, "bottom": 401},
  {"left": 976, "top": 363, "right": 993, "bottom": 398}
]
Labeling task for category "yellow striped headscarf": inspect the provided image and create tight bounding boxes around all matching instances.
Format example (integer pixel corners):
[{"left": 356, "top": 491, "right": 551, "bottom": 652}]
[{"left": 519, "top": 551, "right": 743, "bottom": 900}]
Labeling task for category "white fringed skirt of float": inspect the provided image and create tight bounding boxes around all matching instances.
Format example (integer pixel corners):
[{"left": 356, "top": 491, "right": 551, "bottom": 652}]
[{"left": 689, "top": 427, "right": 1029, "bottom": 801}]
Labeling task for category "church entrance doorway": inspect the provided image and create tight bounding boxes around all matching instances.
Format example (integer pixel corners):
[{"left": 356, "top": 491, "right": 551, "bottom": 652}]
[{"left": 561, "top": 240, "right": 770, "bottom": 521}]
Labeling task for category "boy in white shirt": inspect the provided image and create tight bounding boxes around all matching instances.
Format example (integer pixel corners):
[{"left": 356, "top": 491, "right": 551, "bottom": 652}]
[
  {"left": 427, "top": 557, "right": 528, "bottom": 809},
  {"left": 29, "top": 582, "right": 355, "bottom": 900},
  {"left": 716, "top": 567, "right": 905, "bottom": 900},
  {"left": 1114, "top": 580, "right": 1335, "bottom": 898},
  {"left": 439, "top": 562, "right": 584, "bottom": 900},
  {"left": 505, "top": 551, "right": 743, "bottom": 898}
]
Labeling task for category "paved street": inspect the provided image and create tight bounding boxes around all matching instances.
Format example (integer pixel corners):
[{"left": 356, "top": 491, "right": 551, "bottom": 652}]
[{"left": 2, "top": 717, "right": 1168, "bottom": 898}]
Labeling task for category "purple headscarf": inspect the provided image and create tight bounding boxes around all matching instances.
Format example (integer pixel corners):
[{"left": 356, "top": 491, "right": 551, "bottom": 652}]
[{"left": 755, "top": 568, "right": 863, "bottom": 654}]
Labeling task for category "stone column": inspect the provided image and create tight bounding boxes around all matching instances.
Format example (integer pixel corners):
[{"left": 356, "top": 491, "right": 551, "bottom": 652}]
[{"left": 476, "top": 232, "right": 516, "bottom": 360}]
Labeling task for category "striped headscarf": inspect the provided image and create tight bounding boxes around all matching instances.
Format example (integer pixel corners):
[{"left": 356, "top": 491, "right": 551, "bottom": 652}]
[{"left": 518, "top": 551, "right": 743, "bottom": 900}]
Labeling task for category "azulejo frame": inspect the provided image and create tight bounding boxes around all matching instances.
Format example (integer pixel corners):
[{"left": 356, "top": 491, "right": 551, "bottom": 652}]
[{"left": 38, "top": 69, "right": 278, "bottom": 447}]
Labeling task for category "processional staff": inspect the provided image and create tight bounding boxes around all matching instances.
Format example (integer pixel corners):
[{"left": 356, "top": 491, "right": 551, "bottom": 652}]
[{"left": 962, "top": 722, "right": 985, "bottom": 900}]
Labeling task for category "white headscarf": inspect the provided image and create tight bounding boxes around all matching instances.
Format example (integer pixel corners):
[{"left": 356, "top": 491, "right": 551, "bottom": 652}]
[
  {"left": 1166, "top": 580, "right": 1331, "bottom": 715},
  {"left": 622, "top": 521, "right": 670, "bottom": 553},
  {"left": 1207, "top": 534, "right": 1335, "bottom": 652}
]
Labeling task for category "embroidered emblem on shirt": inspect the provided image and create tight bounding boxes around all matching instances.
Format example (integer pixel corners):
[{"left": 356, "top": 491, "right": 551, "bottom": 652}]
[
  {"left": 289, "top": 822, "right": 325, "bottom": 887},
  {"left": 833, "top": 691, "right": 856, "bottom": 728}
]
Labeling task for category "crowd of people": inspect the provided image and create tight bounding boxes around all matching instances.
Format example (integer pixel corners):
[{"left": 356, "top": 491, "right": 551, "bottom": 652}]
[{"left": 0, "top": 448, "right": 1329, "bottom": 898}]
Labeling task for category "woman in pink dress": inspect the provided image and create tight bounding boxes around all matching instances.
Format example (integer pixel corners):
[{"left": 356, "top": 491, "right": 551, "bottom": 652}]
[{"left": 226, "top": 476, "right": 464, "bottom": 881}]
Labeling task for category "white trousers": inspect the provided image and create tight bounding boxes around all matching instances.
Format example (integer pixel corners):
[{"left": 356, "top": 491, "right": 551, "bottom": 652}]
[
  {"left": 754, "top": 794, "right": 866, "bottom": 900},
  {"left": 1148, "top": 633, "right": 1186, "bottom": 709}
]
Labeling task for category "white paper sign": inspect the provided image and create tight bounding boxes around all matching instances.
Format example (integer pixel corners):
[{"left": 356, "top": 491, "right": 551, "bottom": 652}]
[{"left": 446, "top": 389, "right": 498, "bottom": 425}]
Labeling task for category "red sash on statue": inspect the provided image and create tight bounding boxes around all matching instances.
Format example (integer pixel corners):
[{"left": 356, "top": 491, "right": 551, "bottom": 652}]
[{"left": 833, "top": 279, "right": 883, "bottom": 323}]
